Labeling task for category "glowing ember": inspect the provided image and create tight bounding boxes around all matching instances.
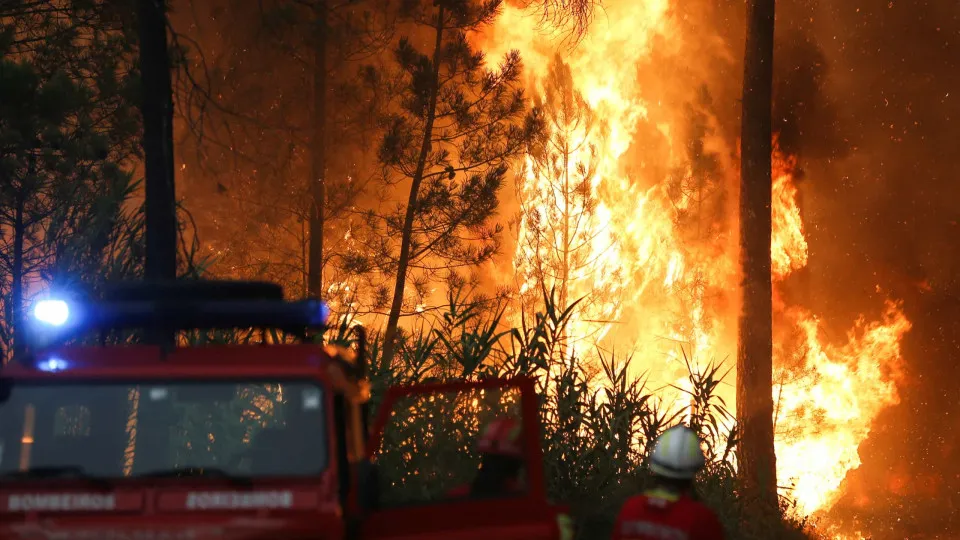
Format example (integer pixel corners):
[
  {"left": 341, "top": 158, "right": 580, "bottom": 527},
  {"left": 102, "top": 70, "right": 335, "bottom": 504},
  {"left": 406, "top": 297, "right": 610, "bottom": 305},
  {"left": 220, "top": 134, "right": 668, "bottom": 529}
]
[{"left": 479, "top": 0, "right": 912, "bottom": 521}]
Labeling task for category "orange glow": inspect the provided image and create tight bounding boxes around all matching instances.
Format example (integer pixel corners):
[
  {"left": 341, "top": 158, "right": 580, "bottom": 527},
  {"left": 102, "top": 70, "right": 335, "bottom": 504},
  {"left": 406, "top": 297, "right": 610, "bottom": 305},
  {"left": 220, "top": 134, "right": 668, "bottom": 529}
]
[
  {"left": 479, "top": 0, "right": 912, "bottom": 524},
  {"left": 20, "top": 404, "right": 36, "bottom": 471}
]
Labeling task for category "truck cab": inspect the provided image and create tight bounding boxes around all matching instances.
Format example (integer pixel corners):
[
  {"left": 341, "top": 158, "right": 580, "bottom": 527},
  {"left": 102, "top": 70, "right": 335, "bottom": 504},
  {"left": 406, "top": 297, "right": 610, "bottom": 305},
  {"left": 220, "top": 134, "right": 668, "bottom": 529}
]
[{"left": 0, "top": 281, "right": 570, "bottom": 540}]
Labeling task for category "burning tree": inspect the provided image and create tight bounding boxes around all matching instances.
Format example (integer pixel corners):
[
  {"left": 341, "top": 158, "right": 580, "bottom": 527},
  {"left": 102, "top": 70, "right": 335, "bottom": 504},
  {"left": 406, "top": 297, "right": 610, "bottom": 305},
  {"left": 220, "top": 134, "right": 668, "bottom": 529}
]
[
  {"left": 515, "top": 54, "right": 621, "bottom": 359},
  {"left": 669, "top": 91, "right": 727, "bottom": 245},
  {"left": 662, "top": 90, "right": 730, "bottom": 363},
  {"left": 368, "top": 0, "right": 541, "bottom": 366},
  {"left": 738, "top": 0, "right": 779, "bottom": 519}
]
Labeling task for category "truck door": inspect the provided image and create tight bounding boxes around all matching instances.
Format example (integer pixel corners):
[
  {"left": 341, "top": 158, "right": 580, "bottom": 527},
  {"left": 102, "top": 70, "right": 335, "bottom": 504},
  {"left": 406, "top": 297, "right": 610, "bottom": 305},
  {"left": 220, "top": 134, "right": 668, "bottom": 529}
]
[{"left": 358, "top": 377, "right": 569, "bottom": 540}]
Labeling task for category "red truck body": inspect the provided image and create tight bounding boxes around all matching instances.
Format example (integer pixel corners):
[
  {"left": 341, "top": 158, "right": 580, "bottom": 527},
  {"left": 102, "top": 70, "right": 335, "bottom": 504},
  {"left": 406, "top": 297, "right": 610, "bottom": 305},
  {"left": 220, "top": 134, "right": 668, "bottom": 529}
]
[{"left": 0, "top": 340, "right": 569, "bottom": 540}]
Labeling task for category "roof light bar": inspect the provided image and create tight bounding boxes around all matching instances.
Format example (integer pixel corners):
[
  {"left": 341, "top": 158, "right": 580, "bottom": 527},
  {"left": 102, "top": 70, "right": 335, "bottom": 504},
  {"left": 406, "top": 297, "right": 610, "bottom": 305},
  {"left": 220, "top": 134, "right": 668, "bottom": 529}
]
[{"left": 17, "top": 281, "right": 334, "bottom": 362}]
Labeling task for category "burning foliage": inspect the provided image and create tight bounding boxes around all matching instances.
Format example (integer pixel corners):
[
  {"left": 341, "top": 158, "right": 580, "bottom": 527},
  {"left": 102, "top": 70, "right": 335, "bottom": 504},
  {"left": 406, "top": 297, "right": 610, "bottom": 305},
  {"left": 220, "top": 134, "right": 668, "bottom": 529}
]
[
  {"left": 162, "top": 0, "right": 955, "bottom": 536},
  {"left": 480, "top": 0, "right": 912, "bottom": 532}
]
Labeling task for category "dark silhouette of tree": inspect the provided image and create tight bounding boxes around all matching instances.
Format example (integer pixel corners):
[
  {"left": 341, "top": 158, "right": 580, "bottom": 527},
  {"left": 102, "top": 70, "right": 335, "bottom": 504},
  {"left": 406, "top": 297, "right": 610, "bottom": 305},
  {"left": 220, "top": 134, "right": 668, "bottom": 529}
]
[
  {"left": 302, "top": 0, "right": 396, "bottom": 302},
  {"left": 308, "top": 0, "right": 328, "bottom": 301},
  {"left": 138, "top": 0, "right": 177, "bottom": 281},
  {"left": 737, "top": 0, "right": 779, "bottom": 519},
  {"left": 669, "top": 88, "right": 726, "bottom": 246},
  {"left": 0, "top": 1, "right": 143, "bottom": 360},
  {"left": 664, "top": 88, "right": 728, "bottom": 362},
  {"left": 372, "top": 0, "right": 541, "bottom": 366}
]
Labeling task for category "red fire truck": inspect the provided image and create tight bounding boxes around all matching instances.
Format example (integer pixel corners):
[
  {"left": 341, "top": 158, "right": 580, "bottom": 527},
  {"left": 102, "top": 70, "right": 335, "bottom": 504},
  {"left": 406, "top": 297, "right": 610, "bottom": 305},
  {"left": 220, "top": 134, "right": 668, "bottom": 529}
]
[{"left": 0, "top": 280, "right": 571, "bottom": 540}]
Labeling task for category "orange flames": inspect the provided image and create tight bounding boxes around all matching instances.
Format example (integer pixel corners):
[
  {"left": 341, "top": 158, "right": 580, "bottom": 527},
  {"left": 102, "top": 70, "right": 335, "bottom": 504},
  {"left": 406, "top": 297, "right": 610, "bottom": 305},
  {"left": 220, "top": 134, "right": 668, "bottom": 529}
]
[
  {"left": 770, "top": 147, "right": 911, "bottom": 516},
  {"left": 480, "top": 0, "right": 912, "bottom": 523}
]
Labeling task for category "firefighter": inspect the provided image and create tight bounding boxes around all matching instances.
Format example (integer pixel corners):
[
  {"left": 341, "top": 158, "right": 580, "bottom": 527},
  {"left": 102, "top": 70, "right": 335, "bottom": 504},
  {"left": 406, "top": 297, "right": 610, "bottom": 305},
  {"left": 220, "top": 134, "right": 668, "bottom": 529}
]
[
  {"left": 448, "top": 416, "right": 526, "bottom": 498},
  {"left": 612, "top": 424, "right": 725, "bottom": 540},
  {"left": 448, "top": 416, "right": 576, "bottom": 540}
]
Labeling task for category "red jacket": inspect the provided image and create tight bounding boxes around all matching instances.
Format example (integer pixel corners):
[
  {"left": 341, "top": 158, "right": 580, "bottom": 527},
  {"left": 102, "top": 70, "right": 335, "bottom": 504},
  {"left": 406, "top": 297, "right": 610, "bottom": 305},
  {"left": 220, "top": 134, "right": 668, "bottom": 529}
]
[{"left": 612, "top": 488, "right": 725, "bottom": 540}]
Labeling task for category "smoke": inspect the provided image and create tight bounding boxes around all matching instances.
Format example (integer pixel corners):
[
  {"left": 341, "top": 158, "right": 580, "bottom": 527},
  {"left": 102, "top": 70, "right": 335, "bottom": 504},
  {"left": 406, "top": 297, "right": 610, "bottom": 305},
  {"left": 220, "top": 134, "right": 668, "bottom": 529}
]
[
  {"left": 765, "top": 1, "right": 960, "bottom": 536},
  {"left": 662, "top": 0, "right": 960, "bottom": 533},
  {"left": 773, "top": 33, "right": 849, "bottom": 161}
]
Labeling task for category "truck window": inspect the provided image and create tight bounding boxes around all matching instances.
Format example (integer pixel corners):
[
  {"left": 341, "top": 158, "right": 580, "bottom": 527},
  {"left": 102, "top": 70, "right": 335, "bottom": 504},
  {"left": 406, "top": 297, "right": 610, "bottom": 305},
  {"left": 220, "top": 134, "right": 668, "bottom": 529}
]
[
  {"left": 0, "top": 379, "right": 328, "bottom": 479},
  {"left": 373, "top": 385, "right": 528, "bottom": 507}
]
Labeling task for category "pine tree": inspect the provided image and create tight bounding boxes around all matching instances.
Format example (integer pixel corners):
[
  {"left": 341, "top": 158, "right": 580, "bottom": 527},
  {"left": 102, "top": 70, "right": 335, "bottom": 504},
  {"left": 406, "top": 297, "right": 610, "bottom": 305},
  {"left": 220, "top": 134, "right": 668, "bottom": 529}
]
[
  {"left": 138, "top": 0, "right": 177, "bottom": 283},
  {"left": 515, "top": 54, "right": 620, "bottom": 358},
  {"left": 664, "top": 88, "right": 728, "bottom": 360},
  {"left": 372, "top": 0, "right": 541, "bottom": 366},
  {"left": 0, "top": 1, "right": 142, "bottom": 361},
  {"left": 738, "top": 0, "right": 779, "bottom": 520}
]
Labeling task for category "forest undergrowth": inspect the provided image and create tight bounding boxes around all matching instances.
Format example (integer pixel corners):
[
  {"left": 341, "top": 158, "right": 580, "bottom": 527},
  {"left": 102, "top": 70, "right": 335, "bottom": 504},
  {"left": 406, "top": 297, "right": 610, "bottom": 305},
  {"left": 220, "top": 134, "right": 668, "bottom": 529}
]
[{"left": 320, "top": 285, "right": 824, "bottom": 540}]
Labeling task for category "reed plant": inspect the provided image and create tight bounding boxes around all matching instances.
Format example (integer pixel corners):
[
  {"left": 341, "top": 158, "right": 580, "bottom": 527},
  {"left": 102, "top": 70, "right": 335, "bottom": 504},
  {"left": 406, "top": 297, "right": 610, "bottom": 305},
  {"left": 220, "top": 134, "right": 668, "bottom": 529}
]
[{"left": 334, "top": 285, "right": 821, "bottom": 540}]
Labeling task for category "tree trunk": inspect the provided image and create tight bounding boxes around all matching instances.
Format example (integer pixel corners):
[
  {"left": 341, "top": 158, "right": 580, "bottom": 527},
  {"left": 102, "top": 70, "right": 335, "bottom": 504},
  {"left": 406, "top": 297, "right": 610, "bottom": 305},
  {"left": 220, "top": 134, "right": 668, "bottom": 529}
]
[
  {"left": 380, "top": 6, "right": 446, "bottom": 367},
  {"left": 559, "top": 140, "right": 571, "bottom": 359},
  {"left": 11, "top": 192, "right": 25, "bottom": 361},
  {"left": 138, "top": 0, "right": 177, "bottom": 282},
  {"left": 737, "top": 0, "right": 779, "bottom": 517},
  {"left": 138, "top": 0, "right": 177, "bottom": 356},
  {"left": 307, "top": 0, "right": 327, "bottom": 300},
  {"left": 560, "top": 140, "right": 570, "bottom": 311}
]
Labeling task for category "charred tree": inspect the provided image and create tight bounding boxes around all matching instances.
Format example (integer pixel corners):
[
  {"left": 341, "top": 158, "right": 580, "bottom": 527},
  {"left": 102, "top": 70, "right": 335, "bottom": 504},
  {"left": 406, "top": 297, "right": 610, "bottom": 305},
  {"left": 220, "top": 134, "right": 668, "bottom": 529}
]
[
  {"left": 138, "top": 0, "right": 177, "bottom": 281},
  {"left": 308, "top": 0, "right": 328, "bottom": 299},
  {"left": 737, "top": 0, "right": 779, "bottom": 516}
]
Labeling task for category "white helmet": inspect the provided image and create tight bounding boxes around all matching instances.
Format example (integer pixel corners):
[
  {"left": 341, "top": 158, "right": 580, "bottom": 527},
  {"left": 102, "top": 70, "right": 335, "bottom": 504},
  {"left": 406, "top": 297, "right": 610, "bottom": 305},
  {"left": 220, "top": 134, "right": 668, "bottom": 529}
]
[{"left": 648, "top": 425, "right": 706, "bottom": 479}]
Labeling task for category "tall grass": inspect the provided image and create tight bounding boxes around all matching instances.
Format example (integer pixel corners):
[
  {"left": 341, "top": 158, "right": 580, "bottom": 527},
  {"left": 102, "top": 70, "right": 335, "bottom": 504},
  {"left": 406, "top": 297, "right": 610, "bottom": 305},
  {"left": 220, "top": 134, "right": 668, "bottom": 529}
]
[{"left": 333, "top": 285, "right": 820, "bottom": 540}]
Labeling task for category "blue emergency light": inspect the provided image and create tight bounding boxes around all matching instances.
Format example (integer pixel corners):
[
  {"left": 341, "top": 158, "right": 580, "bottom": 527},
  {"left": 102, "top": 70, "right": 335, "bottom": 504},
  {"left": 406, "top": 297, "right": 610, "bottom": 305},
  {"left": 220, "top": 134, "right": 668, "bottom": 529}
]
[
  {"left": 36, "top": 356, "right": 69, "bottom": 372},
  {"left": 33, "top": 299, "right": 70, "bottom": 326}
]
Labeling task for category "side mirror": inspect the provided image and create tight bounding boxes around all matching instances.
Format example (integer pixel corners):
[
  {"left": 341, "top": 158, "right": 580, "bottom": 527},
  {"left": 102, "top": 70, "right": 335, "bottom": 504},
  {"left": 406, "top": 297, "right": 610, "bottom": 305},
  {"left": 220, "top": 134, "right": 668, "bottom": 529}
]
[{"left": 358, "top": 459, "right": 381, "bottom": 512}]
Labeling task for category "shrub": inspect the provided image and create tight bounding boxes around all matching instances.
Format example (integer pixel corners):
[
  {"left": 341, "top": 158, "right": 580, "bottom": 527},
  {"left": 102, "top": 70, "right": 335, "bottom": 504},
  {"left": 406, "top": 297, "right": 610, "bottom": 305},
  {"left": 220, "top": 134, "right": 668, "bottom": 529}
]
[{"left": 339, "top": 285, "right": 819, "bottom": 540}]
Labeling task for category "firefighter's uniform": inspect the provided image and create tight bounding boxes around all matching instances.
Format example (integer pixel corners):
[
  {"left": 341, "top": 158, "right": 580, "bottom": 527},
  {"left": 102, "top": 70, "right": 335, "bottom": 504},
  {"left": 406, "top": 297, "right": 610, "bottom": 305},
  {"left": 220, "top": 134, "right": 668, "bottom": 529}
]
[
  {"left": 613, "top": 488, "right": 724, "bottom": 540},
  {"left": 612, "top": 425, "right": 726, "bottom": 540}
]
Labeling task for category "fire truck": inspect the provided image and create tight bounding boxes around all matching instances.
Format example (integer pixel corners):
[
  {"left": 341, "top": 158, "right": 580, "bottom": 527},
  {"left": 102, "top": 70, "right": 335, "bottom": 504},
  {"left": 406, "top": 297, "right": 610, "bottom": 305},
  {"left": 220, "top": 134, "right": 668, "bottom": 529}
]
[{"left": 0, "top": 280, "right": 572, "bottom": 540}]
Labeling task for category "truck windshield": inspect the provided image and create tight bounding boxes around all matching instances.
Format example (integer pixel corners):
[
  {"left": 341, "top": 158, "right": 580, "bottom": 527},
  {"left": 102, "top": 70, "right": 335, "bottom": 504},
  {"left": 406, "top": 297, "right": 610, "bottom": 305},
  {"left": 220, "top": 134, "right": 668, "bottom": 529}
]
[{"left": 0, "top": 379, "right": 327, "bottom": 479}]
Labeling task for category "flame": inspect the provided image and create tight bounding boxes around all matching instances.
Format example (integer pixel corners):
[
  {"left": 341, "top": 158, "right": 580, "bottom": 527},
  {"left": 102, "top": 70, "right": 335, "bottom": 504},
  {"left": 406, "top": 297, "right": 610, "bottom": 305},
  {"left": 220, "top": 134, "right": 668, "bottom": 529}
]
[
  {"left": 771, "top": 150, "right": 808, "bottom": 280},
  {"left": 771, "top": 151, "right": 912, "bottom": 516},
  {"left": 773, "top": 301, "right": 910, "bottom": 515},
  {"left": 479, "top": 0, "right": 911, "bottom": 523}
]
